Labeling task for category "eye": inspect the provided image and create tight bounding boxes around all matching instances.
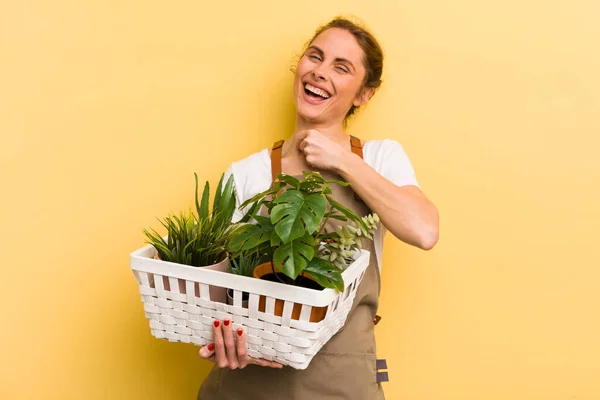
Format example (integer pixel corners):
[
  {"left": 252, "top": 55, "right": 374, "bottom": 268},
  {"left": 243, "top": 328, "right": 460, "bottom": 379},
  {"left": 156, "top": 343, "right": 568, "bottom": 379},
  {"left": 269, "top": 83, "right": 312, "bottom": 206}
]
[
  {"left": 336, "top": 65, "right": 349, "bottom": 73},
  {"left": 308, "top": 54, "right": 322, "bottom": 61}
]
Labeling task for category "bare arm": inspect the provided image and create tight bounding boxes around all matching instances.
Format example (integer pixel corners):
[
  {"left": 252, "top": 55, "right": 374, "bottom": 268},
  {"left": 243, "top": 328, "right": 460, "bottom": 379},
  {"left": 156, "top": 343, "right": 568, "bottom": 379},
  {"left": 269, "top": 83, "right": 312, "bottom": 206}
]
[
  {"left": 336, "top": 151, "right": 439, "bottom": 250},
  {"left": 295, "top": 130, "right": 439, "bottom": 250}
]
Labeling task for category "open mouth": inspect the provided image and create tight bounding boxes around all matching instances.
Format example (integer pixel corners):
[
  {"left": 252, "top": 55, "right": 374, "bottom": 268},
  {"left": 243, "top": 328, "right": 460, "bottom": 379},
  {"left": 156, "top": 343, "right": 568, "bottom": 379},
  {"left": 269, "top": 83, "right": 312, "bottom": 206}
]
[{"left": 303, "top": 82, "right": 331, "bottom": 100}]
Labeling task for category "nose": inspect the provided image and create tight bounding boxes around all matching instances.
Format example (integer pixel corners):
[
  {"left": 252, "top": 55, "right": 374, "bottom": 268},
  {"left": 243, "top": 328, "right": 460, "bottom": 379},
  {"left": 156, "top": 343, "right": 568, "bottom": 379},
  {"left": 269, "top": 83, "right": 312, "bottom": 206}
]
[{"left": 312, "top": 64, "right": 328, "bottom": 81}]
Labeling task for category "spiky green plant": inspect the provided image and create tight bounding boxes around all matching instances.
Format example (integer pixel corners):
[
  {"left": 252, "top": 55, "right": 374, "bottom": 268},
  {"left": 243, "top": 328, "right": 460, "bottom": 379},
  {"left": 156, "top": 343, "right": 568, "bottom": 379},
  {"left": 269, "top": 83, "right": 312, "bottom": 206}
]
[
  {"left": 227, "top": 252, "right": 263, "bottom": 277},
  {"left": 143, "top": 209, "right": 197, "bottom": 265},
  {"left": 143, "top": 172, "right": 238, "bottom": 267},
  {"left": 228, "top": 171, "right": 379, "bottom": 291}
]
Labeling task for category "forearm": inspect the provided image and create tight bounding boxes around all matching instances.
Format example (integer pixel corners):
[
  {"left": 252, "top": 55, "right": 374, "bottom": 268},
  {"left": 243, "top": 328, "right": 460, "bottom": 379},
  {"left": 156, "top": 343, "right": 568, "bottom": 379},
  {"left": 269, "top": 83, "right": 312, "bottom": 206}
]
[{"left": 336, "top": 152, "right": 439, "bottom": 250}]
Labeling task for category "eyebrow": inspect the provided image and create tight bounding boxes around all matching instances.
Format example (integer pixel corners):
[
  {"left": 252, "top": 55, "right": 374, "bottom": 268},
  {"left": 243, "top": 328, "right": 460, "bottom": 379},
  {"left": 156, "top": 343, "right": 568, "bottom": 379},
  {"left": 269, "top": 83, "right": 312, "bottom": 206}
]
[{"left": 307, "top": 45, "right": 356, "bottom": 72}]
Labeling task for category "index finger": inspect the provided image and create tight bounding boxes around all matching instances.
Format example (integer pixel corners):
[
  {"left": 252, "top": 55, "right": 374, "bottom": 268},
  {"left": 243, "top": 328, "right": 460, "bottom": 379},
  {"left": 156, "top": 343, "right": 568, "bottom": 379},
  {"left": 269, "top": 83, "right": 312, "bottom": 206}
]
[{"left": 236, "top": 328, "right": 249, "bottom": 368}]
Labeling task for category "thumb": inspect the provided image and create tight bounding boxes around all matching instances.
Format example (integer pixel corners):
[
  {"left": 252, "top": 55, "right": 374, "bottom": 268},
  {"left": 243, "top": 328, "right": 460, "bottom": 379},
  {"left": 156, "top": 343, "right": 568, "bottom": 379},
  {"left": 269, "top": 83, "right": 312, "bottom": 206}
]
[
  {"left": 199, "top": 343, "right": 215, "bottom": 359},
  {"left": 294, "top": 130, "right": 310, "bottom": 148},
  {"left": 283, "top": 130, "right": 308, "bottom": 157}
]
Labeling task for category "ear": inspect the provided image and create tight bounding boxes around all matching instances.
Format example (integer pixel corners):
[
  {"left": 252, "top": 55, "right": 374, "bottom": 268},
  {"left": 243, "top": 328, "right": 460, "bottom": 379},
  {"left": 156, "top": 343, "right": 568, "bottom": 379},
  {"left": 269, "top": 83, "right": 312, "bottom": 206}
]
[{"left": 353, "top": 87, "right": 375, "bottom": 107}]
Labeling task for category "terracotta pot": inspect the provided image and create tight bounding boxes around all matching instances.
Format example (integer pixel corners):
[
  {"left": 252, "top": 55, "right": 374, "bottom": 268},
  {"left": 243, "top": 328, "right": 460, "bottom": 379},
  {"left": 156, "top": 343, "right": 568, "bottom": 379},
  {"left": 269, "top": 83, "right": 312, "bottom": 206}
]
[
  {"left": 253, "top": 262, "right": 327, "bottom": 322},
  {"left": 153, "top": 252, "right": 228, "bottom": 304}
]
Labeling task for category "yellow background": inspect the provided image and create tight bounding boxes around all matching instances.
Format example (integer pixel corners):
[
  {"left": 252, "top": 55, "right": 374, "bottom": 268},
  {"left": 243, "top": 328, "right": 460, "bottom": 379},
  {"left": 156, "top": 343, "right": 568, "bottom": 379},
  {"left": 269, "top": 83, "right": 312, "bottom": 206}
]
[{"left": 1, "top": 0, "right": 599, "bottom": 399}]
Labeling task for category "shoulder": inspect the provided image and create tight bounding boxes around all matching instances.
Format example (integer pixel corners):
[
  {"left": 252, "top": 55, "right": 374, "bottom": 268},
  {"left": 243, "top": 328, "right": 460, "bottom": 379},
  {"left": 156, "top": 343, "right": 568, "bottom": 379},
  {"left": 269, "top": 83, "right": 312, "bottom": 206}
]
[
  {"left": 225, "top": 148, "right": 272, "bottom": 202},
  {"left": 362, "top": 139, "right": 420, "bottom": 188},
  {"left": 363, "top": 139, "right": 410, "bottom": 165},
  {"left": 228, "top": 148, "right": 270, "bottom": 175}
]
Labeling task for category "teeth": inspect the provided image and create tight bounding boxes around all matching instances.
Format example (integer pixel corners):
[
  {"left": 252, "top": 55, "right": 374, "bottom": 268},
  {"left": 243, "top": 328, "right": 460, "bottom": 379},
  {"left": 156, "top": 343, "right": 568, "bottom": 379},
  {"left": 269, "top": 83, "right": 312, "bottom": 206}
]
[{"left": 305, "top": 83, "right": 330, "bottom": 99}]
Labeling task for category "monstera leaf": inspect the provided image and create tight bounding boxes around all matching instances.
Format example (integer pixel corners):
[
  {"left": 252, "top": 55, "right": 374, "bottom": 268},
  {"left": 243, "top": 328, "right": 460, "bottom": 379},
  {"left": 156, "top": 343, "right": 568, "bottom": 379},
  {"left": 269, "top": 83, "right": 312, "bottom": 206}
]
[
  {"left": 304, "top": 258, "right": 344, "bottom": 291},
  {"left": 228, "top": 216, "right": 274, "bottom": 253},
  {"left": 273, "top": 232, "right": 315, "bottom": 279},
  {"left": 271, "top": 190, "right": 326, "bottom": 243}
]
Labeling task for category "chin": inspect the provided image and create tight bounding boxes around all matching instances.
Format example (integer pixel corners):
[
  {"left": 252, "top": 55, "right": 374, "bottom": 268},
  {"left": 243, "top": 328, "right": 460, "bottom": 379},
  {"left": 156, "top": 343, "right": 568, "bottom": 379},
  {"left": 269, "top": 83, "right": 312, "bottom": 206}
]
[{"left": 296, "top": 107, "right": 326, "bottom": 123}]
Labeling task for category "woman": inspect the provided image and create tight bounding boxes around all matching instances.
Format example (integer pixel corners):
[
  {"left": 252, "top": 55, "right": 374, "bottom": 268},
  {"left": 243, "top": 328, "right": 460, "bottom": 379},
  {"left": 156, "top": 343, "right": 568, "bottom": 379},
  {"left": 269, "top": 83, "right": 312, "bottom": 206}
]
[{"left": 197, "top": 17, "right": 439, "bottom": 399}]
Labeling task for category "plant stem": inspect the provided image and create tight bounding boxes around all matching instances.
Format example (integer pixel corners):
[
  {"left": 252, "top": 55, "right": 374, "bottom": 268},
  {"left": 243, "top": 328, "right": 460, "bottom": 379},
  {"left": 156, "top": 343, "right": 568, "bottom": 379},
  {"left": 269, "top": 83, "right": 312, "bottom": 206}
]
[
  {"left": 314, "top": 210, "right": 333, "bottom": 245},
  {"left": 271, "top": 260, "right": 288, "bottom": 284}
]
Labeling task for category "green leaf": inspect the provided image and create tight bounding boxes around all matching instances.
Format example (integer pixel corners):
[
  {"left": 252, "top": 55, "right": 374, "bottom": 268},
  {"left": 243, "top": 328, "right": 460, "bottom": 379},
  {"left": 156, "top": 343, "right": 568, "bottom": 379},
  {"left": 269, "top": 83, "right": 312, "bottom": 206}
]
[
  {"left": 328, "top": 214, "right": 349, "bottom": 222},
  {"left": 270, "top": 229, "right": 281, "bottom": 247},
  {"left": 302, "top": 171, "right": 326, "bottom": 183},
  {"left": 239, "top": 183, "right": 283, "bottom": 210},
  {"left": 227, "top": 221, "right": 273, "bottom": 253},
  {"left": 299, "top": 180, "right": 321, "bottom": 192},
  {"left": 304, "top": 258, "right": 344, "bottom": 291},
  {"left": 215, "top": 174, "right": 236, "bottom": 226},
  {"left": 276, "top": 174, "right": 301, "bottom": 188},
  {"left": 195, "top": 173, "right": 210, "bottom": 221},
  {"left": 325, "top": 178, "right": 349, "bottom": 186},
  {"left": 252, "top": 215, "right": 271, "bottom": 226},
  {"left": 271, "top": 190, "right": 326, "bottom": 243},
  {"left": 213, "top": 174, "right": 224, "bottom": 217},
  {"left": 273, "top": 233, "right": 315, "bottom": 279},
  {"left": 321, "top": 186, "right": 333, "bottom": 195},
  {"left": 325, "top": 195, "right": 361, "bottom": 224},
  {"left": 239, "top": 200, "right": 262, "bottom": 223}
]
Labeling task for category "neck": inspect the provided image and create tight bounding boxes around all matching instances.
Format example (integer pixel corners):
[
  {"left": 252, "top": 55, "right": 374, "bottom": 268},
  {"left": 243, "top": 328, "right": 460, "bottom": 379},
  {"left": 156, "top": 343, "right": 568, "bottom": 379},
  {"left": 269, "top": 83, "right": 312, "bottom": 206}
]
[{"left": 293, "top": 115, "right": 347, "bottom": 142}]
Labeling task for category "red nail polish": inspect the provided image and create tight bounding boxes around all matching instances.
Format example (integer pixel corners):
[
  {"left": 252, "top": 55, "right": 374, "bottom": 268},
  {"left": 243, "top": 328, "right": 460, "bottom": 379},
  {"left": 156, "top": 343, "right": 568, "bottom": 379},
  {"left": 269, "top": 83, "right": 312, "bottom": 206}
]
[
  {"left": 207, "top": 343, "right": 214, "bottom": 351},
  {"left": 224, "top": 319, "right": 230, "bottom": 327},
  {"left": 214, "top": 320, "right": 220, "bottom": 328},
  {"left": 237, "top": 328, "right": 243, "bottom": 336}
]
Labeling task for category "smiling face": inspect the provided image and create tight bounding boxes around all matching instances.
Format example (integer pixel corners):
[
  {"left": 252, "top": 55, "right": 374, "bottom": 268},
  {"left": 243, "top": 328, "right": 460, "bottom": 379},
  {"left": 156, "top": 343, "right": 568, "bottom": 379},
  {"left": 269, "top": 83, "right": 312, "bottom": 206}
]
[{"left": 293, "top": 28, "right": 372, "bottom": 125}]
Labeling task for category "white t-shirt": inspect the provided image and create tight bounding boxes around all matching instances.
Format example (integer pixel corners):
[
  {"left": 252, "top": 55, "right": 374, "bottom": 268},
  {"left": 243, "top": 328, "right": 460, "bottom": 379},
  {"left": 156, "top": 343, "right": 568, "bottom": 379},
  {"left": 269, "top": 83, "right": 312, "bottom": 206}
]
[{"left": 224, "top": 139, "right": 420, "bottom": 273}]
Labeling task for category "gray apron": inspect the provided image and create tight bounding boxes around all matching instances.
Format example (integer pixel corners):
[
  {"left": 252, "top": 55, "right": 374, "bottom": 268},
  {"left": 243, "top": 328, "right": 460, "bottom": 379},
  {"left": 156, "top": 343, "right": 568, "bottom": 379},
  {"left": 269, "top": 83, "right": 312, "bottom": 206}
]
[{"left": 198, "top": 138, "right": 386, "bottom": 399}]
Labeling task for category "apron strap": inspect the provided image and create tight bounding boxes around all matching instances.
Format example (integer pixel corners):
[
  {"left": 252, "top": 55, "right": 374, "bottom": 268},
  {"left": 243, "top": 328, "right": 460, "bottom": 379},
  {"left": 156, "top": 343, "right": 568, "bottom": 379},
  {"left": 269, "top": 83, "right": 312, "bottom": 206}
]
[
  {"left": 350, "top": 135, "right": 363, "bottom": 159},
  {"left": 271, "top": 140, "right": 284, "bottom": 182},
  {"left": 349, "top": 136, "right": 365, "bottom": 203}
]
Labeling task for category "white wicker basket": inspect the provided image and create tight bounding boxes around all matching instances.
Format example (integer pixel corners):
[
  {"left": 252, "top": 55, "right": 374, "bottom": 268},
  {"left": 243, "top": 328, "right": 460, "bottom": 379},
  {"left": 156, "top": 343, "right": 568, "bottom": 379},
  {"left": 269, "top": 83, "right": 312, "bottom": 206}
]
[{"left": 130, "top": 244, "right": 370, "bottom": 369}]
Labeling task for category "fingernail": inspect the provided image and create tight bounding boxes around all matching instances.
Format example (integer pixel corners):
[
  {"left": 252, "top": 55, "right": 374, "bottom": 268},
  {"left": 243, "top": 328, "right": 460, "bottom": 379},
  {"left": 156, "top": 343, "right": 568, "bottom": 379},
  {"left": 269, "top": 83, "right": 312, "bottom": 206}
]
[
  {"left": 237, "top": 328, "right": 243, "bottom": 336},
  {"left": 207, "top": 343, "right": 214, "bottom": 351},
  {"left": 224, "top": 319, "right": 230, "bottom": 327},
  {"left": 213, "top": 320, "right": 220, "bottom": 328}
]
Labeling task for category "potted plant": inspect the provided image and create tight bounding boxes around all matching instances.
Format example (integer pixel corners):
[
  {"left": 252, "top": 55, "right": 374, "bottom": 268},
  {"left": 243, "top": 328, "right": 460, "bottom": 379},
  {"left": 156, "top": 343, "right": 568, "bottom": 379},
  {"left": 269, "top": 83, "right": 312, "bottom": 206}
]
[
  {"left": 143, "top": 172, "right": 238, "bottom": 303},
  {"left": 225, "top": 252, "right": 264, "bottom": 308},
  {"left": 228, "top": 172, "right": 379, "bottom": 321}
]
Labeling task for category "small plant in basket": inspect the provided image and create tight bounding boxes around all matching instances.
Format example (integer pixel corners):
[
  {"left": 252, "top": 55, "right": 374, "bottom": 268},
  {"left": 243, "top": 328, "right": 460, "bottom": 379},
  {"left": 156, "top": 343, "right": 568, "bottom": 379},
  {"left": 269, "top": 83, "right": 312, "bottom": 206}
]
[
  {"left": 228, "top": 252, "right": 264, "bottom": 277},
  {"left": 142, "top": 172, "right": 240, "bottom": 302},
  {"left": 228, "top": 171, "right": 378, "bottom": 292},
  {"left": 225, "top": 252, "right": 264, "bottom": 306},
  {"left": 143, "top": 172, "right": 238, "bottom": 267}
]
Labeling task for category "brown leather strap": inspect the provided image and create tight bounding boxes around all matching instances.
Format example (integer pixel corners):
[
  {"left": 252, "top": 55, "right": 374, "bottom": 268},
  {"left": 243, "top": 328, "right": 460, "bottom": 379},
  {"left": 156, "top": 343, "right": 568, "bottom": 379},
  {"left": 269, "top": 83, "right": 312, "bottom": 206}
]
[
  {"left": 271, "top": 140, "right": 284, "bottom": 182},
  {"left": 349, "top": 136, "right": 365, "bottom": 203},
  {"left": 350, "top": 135, "right": 363, "bottom": 159}
]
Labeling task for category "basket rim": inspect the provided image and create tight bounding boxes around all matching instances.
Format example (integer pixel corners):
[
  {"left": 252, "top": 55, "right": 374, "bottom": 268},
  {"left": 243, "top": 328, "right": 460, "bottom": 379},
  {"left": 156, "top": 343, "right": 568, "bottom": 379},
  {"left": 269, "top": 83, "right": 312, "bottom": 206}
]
[{"left": 130, "top": 243, "right": 370, "bottom": 307}]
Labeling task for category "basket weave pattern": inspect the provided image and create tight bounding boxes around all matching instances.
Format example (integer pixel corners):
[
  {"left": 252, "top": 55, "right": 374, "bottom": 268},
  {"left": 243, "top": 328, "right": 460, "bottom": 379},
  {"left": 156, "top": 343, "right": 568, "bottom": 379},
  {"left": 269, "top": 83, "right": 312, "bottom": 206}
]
[{"left": 130, "top": 245, "right": 370, "bottom": 369}]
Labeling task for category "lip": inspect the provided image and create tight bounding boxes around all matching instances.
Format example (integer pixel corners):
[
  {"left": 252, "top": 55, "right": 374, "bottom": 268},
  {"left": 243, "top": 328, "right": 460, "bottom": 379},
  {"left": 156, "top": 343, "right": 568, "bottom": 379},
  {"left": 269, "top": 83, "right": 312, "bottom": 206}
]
[
  {"left": 301, "top": 80, "right": 333, "bottom": 106},
  {"left": 303, "top": 80, "right": 332, "bottom": 97}
]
